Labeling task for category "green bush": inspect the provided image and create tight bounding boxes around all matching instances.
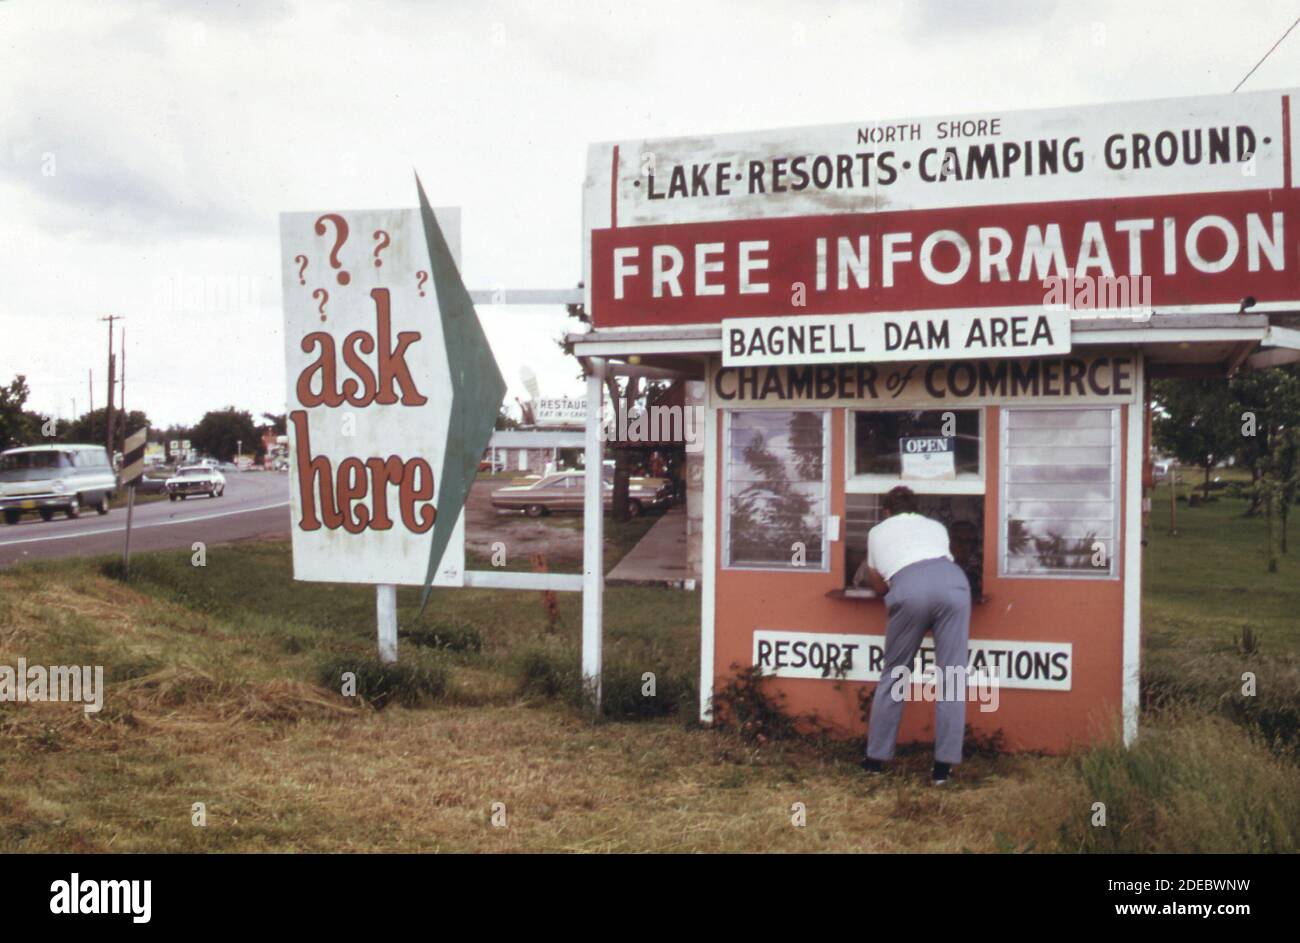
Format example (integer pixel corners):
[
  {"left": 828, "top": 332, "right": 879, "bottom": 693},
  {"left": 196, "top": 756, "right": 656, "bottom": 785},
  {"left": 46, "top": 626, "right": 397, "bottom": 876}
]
[
  {"left": 400, "top": 621, "right": 483, "bottom": 654},
  {"left": 598, "top": 662, "right": 696, "bottom": 720},
  {"left": 314, "top": 656, "right": 447, "bottom": 709},
  {"left": 711, "top": 665, "right": 800, "bottom": 743},
  {"left": 513, "top": 645, "right": 695, "bottom": 720}
]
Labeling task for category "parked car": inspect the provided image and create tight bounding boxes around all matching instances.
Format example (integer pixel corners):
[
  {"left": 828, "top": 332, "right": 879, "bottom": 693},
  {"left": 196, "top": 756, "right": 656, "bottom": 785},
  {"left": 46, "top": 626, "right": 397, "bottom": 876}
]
[
  {"left": 165, "top": 465, "right": 226, "bottom": 500},
  {"left": 0, "top": 444, "right": 117, "bottom": 523},
  {"left": 491, "top": 471, "right": 671, "bottom": 517}
]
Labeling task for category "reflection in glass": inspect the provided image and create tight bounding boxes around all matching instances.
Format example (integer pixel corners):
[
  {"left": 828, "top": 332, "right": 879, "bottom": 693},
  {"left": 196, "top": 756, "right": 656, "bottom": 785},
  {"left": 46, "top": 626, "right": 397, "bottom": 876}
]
[
  {"left": 727, "top": 411, "right": 826, "bottom": 568},
  {"left": 853, "top": 410, "right": 981, "bottom": 478}
]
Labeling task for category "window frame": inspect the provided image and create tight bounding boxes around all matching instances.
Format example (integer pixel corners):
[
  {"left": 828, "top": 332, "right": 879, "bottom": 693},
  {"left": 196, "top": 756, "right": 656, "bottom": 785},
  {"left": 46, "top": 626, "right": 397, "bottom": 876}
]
[
  {"left": 721, "top": 407, "right": 832, "bottom": 573},
  {"left": 844, "top": 407, "right": 987, "bottom": 495},
  {"left": 998, "top": 404, "right": 1122, "bottom": 581}
]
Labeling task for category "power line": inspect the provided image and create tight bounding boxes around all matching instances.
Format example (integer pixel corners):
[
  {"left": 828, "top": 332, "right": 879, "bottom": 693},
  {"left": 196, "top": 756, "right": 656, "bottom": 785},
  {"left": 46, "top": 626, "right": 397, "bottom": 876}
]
[{"left": 1233, "top": 12, "right": 1300, "bottom": 92}]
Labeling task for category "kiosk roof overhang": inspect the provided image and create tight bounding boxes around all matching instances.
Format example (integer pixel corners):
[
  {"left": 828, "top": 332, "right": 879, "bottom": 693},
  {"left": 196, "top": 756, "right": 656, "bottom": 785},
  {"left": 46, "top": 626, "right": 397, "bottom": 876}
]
[{"left": 568, "top": 313, "right": 1300, "bottom": 379}]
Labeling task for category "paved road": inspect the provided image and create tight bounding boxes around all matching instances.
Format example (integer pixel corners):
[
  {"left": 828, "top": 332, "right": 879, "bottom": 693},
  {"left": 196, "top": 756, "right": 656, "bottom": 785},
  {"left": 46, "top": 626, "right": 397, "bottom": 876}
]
[{"left": 0, "top": 472, "right": 290, "bottom": 568}]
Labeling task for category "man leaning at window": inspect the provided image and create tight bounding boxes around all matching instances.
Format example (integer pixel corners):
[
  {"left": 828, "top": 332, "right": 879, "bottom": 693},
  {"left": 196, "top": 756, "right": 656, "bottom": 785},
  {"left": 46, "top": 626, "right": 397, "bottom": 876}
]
[{"left": 853, "top": 486, "right": 971, "bottom": 786}]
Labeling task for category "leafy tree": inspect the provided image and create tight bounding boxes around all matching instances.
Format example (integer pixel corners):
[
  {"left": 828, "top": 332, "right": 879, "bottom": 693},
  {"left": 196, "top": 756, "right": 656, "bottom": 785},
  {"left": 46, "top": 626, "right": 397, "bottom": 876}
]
[
  {"left": 191, "top": 407, "right": 263, "bottom": 462},
  {"left": 0, "top": 375, "right": 44, "bottom": 449},
  {"left": 494, "top": 406, "right": 520, "bottom": 431},
  {"left": 61, "top": 408, "right": 150, "bottom": 451},
  {"left": 261, "top": 413, "right": 288, "bottom": 436},
  {"left": 1152, "top": 378, "right": 1237, "bottom": 500},
  {"left": 1227, "top": 366, "right": 1300, "bottom": 515}
]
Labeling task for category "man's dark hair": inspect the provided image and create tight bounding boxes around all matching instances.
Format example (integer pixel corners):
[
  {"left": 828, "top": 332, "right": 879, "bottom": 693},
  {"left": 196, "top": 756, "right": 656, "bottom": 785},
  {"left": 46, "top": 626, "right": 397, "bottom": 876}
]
[{"left": 882, "top": 485, "right": 918, "bottom": 515}]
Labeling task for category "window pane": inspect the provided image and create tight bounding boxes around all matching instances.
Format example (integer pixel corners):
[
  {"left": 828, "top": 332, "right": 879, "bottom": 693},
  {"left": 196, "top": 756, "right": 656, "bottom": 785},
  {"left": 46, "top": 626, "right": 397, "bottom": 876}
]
[
  {"left": 852, "top": 410, "right": 980, "bottom": 478},
  {"left": 1002, "top": 407, "right": 1119, "bottom": 577},
  {"left": 725, "top": 410, "right": 827, "bottom": 569}
]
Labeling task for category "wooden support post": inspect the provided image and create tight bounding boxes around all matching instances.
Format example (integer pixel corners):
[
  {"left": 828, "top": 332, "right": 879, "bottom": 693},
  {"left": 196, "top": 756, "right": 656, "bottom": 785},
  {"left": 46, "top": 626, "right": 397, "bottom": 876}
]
[
  {"left": 582, "top": 358, "right": 605, "bottom": 711},
  {"left": 377, "top": 584, "right": 398, "bottom": 663}
]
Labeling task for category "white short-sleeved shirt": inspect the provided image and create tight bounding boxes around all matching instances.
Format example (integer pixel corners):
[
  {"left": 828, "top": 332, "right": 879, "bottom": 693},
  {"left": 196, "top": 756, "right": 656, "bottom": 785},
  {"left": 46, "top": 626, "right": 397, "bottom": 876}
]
[{"left": 866, "top": 513, "right": 953, "bottom": 581}]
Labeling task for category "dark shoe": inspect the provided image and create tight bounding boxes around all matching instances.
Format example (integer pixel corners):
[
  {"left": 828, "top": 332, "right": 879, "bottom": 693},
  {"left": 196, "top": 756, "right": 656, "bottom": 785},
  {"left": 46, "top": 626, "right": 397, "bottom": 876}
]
[
  {"left": 861, "top": 757, "right": 884, "bottom": 775},
  {"left": 931, "top": 761, "right": 951, "bottom": 785}
]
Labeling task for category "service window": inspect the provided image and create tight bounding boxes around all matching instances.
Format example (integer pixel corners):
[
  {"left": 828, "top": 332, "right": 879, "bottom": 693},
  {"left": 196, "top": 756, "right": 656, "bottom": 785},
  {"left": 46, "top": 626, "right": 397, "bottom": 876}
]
[
  {"left": 1000, "top": 406, "right": 1120, "bottom": 578},
  {"left": 844, "top": 492, "right": 985, "bottom": 597},
  {"left": 844, "top": 409, "right": 986, "bottom": 597},
  {"left": 723, "top": 409, "right": 830, "bottom": 571}
]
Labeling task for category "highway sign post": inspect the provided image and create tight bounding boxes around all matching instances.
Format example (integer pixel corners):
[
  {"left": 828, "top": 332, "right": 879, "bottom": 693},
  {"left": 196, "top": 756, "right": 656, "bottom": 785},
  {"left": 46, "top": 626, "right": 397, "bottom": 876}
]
[{"left": 120, "top": 427, "right": 148, "bottom": 579}]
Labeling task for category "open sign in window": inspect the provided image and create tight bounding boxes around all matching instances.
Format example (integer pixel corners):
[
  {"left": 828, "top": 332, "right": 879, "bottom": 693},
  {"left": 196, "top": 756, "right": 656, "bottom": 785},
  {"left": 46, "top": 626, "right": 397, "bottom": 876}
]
[{"left": 849, "top": 409, "right": 984, "bottom": 492}]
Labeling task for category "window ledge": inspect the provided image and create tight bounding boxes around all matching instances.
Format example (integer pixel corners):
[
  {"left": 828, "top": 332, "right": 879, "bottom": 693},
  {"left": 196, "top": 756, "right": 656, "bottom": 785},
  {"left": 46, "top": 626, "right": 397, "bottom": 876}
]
[{"left": 827, "top": 588, "right": 993, "bottom": 605}]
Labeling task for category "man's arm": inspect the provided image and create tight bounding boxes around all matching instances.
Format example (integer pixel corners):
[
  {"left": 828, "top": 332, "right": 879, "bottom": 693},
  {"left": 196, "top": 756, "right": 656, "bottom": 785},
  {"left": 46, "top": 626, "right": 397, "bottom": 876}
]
[
  {"left": 852, "top": 556, "right": 890, "bottom": 595},
  {"left": 863, "top": 565, "right": 889, "bottom": 596}
]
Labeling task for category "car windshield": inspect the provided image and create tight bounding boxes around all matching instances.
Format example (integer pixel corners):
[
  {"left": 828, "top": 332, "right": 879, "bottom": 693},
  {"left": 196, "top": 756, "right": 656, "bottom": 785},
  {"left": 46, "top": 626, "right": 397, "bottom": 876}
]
[{"left": 0, "top": 451, "right": 67, "bottom": 471}]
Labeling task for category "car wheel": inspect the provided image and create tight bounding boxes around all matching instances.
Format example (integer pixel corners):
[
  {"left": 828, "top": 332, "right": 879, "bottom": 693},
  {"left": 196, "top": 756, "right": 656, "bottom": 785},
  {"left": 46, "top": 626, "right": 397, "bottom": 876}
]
[
  {"left": 38, "top": 508, "right": 55, "bottom": 522},
  {"left": 2, "top": 509, "right": 19, "bottom": 525},
  {"left": 169, "top": 494, "right": 178, "bottom": 502},
  {"left": 525, "top": 504, "right": 546, "bottom": 518},
  {"left": 180, "top": 494, "right": 187, "bottom": 501},
  {"left": 626, "top": 499, "right": 643, "bottom": 518},
  {"left": 96, "top": 494, "right": 111, "bottom": 515},
  {"left": 65, "top": 496, "right": 81, "bottom": 519}
]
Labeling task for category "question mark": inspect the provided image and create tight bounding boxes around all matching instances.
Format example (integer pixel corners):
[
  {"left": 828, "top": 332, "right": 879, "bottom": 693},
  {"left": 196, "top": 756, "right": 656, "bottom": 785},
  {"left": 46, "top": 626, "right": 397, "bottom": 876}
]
[
  {"left": 416, "top": 271, "right": 429, "bottom": 297},
  {"left": 294, "top": 254, "right": 308, "bottom": 285},
  {"left": 314, "top": 214, "right": 350, "bottom": 285},
  {"left": 372, "top": 230, "right": 391, "bottom": 267},
  {"left": 313, "top": 288, "right": 329, "bottom": 322}
]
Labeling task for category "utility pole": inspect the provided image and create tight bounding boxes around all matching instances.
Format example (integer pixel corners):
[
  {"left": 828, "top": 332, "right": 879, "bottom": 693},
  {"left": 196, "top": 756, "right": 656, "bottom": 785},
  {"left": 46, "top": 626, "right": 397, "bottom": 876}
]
[
  {"left": 120, "top": 325, "right": 126, "bottom": 426},
  {"left": 88, "top": 369, "right": 94, "bottom": 421},
  {"left": 101, "top": 315, "right": 123, "bottom": 458}
]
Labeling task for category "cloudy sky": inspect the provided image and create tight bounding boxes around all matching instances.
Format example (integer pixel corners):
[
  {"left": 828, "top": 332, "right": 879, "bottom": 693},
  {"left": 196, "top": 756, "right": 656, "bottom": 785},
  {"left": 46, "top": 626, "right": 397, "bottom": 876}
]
[{"left": 2, "top": 0, "right": 1298, "bottom": 427}]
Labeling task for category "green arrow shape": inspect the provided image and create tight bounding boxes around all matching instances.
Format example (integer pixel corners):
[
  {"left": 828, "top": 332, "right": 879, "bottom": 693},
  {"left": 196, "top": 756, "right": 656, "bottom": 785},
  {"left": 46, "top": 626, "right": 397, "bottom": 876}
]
[{"left": 415, "top": 174, "right": 507, "bottom": 611}]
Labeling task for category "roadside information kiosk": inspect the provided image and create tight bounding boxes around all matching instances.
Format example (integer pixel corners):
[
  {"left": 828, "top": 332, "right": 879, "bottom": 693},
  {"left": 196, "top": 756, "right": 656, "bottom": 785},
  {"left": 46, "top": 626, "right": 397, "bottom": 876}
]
[{"left": 570, "top": 88, "right": 1300, "bottom": 751}]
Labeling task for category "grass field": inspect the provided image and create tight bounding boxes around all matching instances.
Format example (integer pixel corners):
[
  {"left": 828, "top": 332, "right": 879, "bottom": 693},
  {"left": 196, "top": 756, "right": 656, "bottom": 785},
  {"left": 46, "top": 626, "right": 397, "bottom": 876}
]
[{"left": 0, "top": 491, "right": 1296, "bottom": 852}]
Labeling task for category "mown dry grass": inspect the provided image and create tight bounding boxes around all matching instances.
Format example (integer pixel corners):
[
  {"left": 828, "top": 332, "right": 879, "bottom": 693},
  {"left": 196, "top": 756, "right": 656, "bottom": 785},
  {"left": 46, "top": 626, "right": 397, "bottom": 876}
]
[
  {"left": 0, "top": 515, "right": 1296, "bottom": 852},
  {"left": 0, "top": 559, "right": 1080, "bottom": 852}
]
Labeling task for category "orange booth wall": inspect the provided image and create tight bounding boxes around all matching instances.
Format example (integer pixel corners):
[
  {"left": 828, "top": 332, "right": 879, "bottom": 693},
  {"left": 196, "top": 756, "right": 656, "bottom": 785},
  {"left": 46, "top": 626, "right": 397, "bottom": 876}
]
[{"left": 710, "top": 403, "right": 1131, "bottom": 754}]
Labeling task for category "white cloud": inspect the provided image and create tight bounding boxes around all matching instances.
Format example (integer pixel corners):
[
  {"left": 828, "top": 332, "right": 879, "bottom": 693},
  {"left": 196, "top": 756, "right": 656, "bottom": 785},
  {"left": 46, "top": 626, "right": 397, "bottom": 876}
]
[{"left": 2, "top": 0, "right": 1298, "bottom": 426}]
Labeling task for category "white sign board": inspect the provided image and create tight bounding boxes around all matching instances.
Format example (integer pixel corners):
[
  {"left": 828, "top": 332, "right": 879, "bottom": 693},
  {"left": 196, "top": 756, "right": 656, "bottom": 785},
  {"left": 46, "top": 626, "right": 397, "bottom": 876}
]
[
  {"left": 753, "top": 630, "right": 1072, "bottom": 691},
  {"left": 900, "top": 436, "right": 955, "bottom": 481},
  {"left": 585, "top": 88, "right": 1300, "bottom": 327},
  {"left": 723, "top": 308, "right": 1070, "bottom": 367},
  {"left": 534, "top": 395, "right": 587, "bottom": 426},
  {"left": 279, "top": 206, "right": 466, "bottom": 586}
]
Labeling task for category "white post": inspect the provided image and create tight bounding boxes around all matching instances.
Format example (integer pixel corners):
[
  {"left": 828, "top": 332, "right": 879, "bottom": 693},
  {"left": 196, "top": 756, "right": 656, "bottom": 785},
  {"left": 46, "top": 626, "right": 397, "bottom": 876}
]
[
  {"left": 582, "top": 358, "right": 606, "bottom": 711},
  {"left": 699, "top": 377, "right": 717, "bottom": 723},
  {"left": 377, "top": 584, "right": 398, "bottom": 663},
  {"left": 1121, "top": 353, "right": 1145, "bottom": 746}
]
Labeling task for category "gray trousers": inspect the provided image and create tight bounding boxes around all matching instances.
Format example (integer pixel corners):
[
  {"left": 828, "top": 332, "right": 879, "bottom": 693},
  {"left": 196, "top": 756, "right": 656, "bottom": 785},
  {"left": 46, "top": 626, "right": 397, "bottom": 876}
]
[{"left": 866, "top": 557, "right": 971, "bottom": 765}]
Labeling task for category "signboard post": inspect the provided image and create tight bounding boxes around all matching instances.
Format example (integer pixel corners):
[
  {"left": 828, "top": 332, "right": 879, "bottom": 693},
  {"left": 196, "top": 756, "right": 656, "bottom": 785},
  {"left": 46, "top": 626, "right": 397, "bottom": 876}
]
[
  {"left": 279, "top": 178, "right": 505, "bottom": 660},
  {"left": 120, "top": 427, "right": 148, "bottom": 579}
]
